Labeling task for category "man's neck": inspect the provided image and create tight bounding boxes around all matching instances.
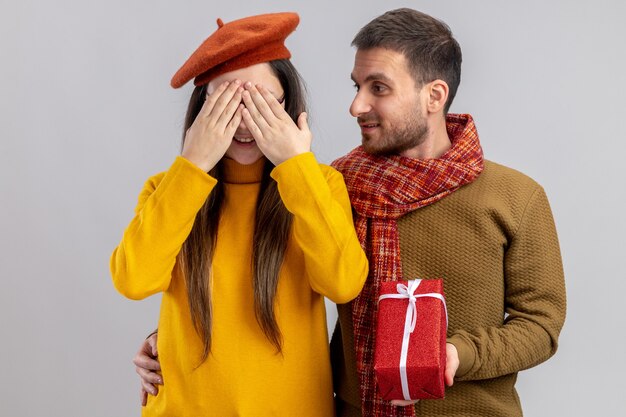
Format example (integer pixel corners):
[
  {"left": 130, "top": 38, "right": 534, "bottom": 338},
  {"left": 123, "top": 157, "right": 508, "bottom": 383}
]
[{"left": 400, "top": 116, "right": 451, "bottom": 160}]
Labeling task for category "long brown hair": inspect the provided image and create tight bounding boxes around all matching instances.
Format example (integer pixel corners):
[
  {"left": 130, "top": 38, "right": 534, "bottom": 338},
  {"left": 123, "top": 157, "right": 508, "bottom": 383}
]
[{"left": 178, "top": 59, "right": 308, "bottom": 363}]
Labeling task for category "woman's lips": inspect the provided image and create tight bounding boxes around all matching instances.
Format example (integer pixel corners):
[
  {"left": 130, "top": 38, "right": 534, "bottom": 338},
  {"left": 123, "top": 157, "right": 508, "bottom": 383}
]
[{"left": 233, "top": 136, "right": 256, "bottom": 146}]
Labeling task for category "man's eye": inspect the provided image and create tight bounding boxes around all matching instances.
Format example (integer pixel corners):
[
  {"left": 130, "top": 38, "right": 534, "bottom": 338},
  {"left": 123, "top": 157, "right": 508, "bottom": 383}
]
[{"left": 372, "top": 84, "right": 386, "bottom": 93}]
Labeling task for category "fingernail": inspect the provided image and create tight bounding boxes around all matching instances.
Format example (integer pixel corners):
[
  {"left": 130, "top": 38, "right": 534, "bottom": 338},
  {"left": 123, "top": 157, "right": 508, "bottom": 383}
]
[
  {"left": 233, "top": 79, "right": 241, "bottom": 85},
  {"left": 244, "top": 81, "right": 252, "bottom": 88}
]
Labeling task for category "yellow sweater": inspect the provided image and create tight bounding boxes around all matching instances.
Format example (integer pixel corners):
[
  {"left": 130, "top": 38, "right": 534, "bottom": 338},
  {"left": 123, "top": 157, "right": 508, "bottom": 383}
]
[{"left": 111, "top": 153, "right": 368, "bottom": 417}]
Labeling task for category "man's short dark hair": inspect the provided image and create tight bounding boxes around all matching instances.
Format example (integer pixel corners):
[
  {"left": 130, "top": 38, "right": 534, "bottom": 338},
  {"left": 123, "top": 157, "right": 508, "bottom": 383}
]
[{"left": 352, "top": 8, "right": 462, "bottom": 113}]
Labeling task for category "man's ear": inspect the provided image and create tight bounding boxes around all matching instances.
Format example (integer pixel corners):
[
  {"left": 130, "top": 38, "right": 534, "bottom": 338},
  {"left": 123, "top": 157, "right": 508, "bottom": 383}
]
[{"left": 425, "top": 79, "right": 449, "bottom": 114}]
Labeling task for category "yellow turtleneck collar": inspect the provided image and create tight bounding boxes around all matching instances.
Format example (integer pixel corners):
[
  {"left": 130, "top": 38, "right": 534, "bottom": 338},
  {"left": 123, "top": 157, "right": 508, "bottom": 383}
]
[{"left": 220, "top": 157, "right": 266, "bottom": 184}]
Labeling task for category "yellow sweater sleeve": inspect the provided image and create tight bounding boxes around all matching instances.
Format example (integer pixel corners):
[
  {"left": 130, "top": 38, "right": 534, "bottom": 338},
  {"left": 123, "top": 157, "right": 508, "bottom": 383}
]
[
  {"left": 110, "top": 156, "right": 216, "bottom": 300},
  {"left": 271, "top": 152, "right": 368, "bottom": 304}
]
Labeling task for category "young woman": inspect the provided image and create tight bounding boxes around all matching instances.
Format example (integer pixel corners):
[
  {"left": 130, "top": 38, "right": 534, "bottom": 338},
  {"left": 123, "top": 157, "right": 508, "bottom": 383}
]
[{"left": 110, "top": 12, "right": 368, "bottom": 417}]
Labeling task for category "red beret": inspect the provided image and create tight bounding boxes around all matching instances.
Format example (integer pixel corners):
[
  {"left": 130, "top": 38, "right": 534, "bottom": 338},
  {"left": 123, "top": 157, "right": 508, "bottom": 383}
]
[{"left": 171, "top": 12, "right": 300, "bottom": 88}]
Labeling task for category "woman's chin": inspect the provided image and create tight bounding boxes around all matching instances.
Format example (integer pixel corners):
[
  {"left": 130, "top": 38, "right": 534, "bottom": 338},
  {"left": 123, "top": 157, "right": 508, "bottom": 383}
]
[{"left": 225, "top": 142, "right": 265, "bottom": 165}]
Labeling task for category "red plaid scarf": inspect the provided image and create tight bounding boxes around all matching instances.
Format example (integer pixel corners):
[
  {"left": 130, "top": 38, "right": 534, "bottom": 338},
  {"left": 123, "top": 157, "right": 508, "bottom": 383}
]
[{"left": 332, "top": 114, "right": 484, "bottom": 417}]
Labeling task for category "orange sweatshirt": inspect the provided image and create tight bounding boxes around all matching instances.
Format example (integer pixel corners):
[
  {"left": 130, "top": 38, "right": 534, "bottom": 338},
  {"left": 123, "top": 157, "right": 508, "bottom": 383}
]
[{"left": 111, "top": 153, "right": 368, "bottom": 417}]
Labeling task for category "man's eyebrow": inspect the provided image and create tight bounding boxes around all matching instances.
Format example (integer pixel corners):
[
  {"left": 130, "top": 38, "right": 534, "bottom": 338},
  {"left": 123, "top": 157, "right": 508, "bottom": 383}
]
[{"left": 351, "top": 73, "right": 393, "bottom": 84}]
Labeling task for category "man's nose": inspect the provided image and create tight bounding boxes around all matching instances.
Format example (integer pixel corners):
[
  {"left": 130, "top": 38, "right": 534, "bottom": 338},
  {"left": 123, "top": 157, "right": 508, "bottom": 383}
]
[{"left": 349, "top": 92, "right": 371, "bottom": 117}]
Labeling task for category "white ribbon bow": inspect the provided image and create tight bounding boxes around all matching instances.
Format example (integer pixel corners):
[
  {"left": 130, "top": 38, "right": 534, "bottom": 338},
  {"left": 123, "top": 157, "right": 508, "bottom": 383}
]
[{"left": 378, "top": 279, "right": 448, "bottom": 401}]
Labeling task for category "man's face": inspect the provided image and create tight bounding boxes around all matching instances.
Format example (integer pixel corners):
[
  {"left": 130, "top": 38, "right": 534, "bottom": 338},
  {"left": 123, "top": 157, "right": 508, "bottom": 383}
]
[{"left": 350, "top": 48, "right": 429, "bottom": 157}]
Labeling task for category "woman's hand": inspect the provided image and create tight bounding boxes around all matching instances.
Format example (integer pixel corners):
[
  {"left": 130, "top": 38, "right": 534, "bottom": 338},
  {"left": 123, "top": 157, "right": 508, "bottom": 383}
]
[
  {"left": 133, "top": 332, "right": 162, "bottom": 406},
  {"left": 241, "top": 82, "right": 311, "bottom": 166},
  {"left": 181, "top": 80, "right": 244, "bottom": 172}
]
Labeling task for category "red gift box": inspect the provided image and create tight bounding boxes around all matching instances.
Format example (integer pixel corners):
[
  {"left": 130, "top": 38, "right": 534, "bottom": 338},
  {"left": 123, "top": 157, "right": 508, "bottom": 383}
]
[{"left": 374, "top": 279, "right": 447, "bottom": 401}]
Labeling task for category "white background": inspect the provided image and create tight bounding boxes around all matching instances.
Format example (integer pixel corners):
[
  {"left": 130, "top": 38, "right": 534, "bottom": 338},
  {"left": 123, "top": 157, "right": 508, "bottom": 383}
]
[{"left": 1, "top": 1, "right": 624, "bottom": 416}]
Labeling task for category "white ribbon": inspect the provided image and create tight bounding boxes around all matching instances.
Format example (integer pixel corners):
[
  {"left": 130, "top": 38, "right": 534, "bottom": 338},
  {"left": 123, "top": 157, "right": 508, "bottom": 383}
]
[{"left": 378, "top": 279, "right": 448, "bottom": 401}]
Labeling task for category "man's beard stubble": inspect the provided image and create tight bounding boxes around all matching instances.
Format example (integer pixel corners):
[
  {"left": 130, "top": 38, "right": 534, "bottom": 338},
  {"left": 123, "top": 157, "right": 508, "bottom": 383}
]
[{"left": 360, "top": 112, "right": 429, "bottom": 157}]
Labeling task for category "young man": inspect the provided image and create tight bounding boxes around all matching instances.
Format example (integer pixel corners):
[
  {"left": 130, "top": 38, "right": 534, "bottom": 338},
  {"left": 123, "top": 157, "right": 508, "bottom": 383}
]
[
  {"left": 134, "top": 8, "right": 566, "bottom": 417},
  {"left": 330, "top": 8, "right": 566, "bottom": 417}
]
